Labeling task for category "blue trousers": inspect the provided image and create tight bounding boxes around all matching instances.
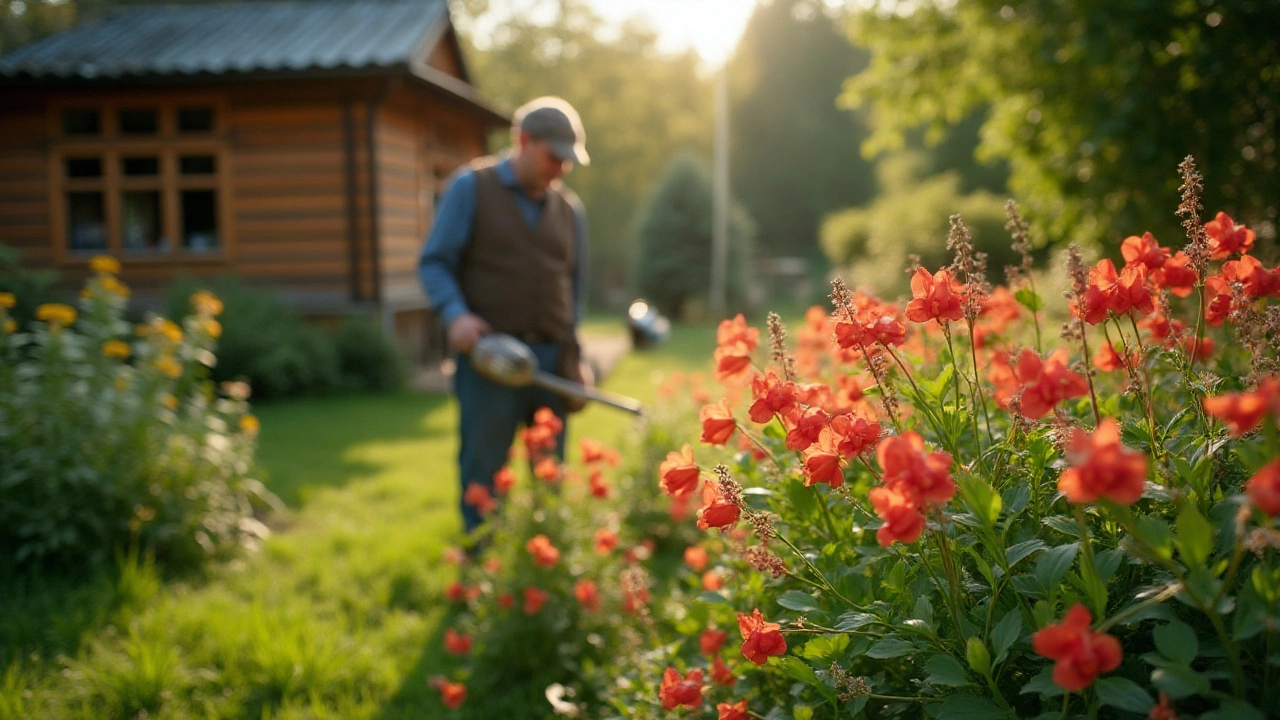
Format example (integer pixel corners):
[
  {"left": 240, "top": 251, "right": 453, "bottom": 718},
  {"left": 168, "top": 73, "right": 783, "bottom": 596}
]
[{"left": 454, "top": 341, "right": 567, "bottom": 533}]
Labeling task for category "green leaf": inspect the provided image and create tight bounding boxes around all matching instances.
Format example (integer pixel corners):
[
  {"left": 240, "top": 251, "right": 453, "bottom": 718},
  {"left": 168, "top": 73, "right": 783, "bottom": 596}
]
[
  {"left": 936, "top": 696, "right": 1012, "bottom": 720},
  {"left": 926, "top": 364, "right": 955, "bottom": 402},
  {"left": 913, "top": 595, "right": 934, "bottom": 625},
  {"left": 1020, "top": 666, "right": 1065, "bottom": 698},
  {"left": 1034, "top": 543, "right": 1079, "bottom": 592},
  {"left": 1094, "top": 548, "right": 1125, "bottom": 583},
  {"left": 1042, "top": 515, "right": 1082, "bottom": 537},
  {"left": 1014, "top": 287, "right": 1043, "bottom": 312},
  {"left": 834, "top": 612, "right": 878, "bottom": 631},
  {"left": 772, "top": 656, "right": 818, "bottom": 685},
  {"left": 1004, "top": 539, "right": 1047, "bottom": 570},
  {"left": 800, "top": 634, "right": 849, "bottom": 662},
  {"left": 792, "top": 706, "right": 814, "bottom": 720},
  {"left": 1094, "top": 677, "right": 1154, "bottom": 713},
  {"left": 1233, "top": 578, "right": 1267, "bottom": 641},
  {"left": 991, "top": 610, "right": 1022, "bottom": 666},
  {"left": 958, "top": 473, "right": 1002, "bottom": 526},
  {"left": 1153, "top": 621, "right": 1198, "bottom": 665},
  {"left": 925, "top": 654, "right": 971, "bottom": 687},
  {"left": 1198, "top": 699, "right": 1267, "bottom": 720},
  {"left": 1133, "top": 515, "right": 1175, "bottom": 561},
  {"left": 1151, "top": 664, "right": 1210, "bottom": 699},
  {"left": 866, "top": 638, "right": 917, "bottom": 659},
  {"left": 1176, "top": 504, "right": 1214, "bottom": 568},
  {"left": 697, "top": 591, "right": 729, "bottom": 605},
  {"left": 777, "top": 590, "right": 821, "bottom": 613}
]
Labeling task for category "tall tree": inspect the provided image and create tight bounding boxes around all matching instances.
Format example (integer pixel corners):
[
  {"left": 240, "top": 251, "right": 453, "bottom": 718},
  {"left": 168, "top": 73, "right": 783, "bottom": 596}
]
[
  {"left": 845, "top": 0, "right": 1280, "bottom": 251},
  {"left": 453, "top": 0, "right": 714, "bottom": 308},
  {"left": 727, "top": 0, "right": 875, "bottom": 262}
]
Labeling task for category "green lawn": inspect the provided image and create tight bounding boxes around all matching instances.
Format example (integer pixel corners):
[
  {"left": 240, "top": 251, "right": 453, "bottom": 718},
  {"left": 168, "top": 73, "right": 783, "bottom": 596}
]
[{"left": 1, "top": 322, "right": 717, "bottom": 720}]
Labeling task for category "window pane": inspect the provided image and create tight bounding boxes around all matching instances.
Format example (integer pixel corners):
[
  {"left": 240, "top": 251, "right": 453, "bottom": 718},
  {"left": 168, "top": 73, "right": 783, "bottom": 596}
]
[
  {"left": 121, "top": 190, "right": 167, "bottom": 252},
  {"left": 62, "top": 109, "right": 100, "bottom": 136},
  {"left": 181, "top": 190, "right": 219, "bottom": 251},
  {"left": 179, "top": 155, "right": 216, "bottom": 175},
  {"left": 122, "top": 156, "right": 160, "bottom": 177},
  {"left": 67, "top": 192, "right": 106, "bottom": 251},
  {"left": 177, "top": 107, "right": 214, "bottom": 133},
  {"left": 119, "top": 108, "right": 158, "bottom": 135},
  {"left": 65, "top": 157, "right": 102, "bottom": 179}
]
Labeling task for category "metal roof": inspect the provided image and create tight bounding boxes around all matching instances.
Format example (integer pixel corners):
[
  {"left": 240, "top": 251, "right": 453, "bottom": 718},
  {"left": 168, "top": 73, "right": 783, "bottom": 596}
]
[{"left": 0, "top": 0, "right": 450, "bottom": 80}]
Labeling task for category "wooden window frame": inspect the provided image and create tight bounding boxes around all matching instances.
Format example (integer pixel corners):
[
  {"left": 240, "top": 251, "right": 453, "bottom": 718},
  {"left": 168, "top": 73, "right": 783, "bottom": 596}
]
[{"left": 48, "top": 95, "right": 234, "bottom": 266}]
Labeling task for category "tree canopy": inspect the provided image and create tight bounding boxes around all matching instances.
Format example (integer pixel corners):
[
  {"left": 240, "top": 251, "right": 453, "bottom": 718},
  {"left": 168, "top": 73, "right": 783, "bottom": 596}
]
[{"left": 844, "top": 0, "right": 1280, "bottom": 253}]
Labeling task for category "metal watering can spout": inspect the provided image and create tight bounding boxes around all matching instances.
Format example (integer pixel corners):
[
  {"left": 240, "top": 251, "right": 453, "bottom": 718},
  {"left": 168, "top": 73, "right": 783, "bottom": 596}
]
[{"left": 470, "top": 333, "right": 645, "bottom": 416}]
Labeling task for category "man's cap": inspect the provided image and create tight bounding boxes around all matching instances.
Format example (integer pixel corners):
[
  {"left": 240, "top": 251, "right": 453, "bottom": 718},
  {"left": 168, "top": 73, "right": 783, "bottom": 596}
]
[{"left": 514, "top": 96, "right": 590, "bottom": 166}]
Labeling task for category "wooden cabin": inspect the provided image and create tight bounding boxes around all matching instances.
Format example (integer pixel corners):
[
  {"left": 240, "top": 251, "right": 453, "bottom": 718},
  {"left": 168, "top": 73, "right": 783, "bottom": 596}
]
[{"left": 0, "top": 0, "right": 507, "bottom": 364}]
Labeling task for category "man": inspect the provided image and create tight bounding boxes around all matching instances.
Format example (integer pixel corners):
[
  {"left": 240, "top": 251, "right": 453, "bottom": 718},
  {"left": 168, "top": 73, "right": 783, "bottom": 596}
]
[{"left": 419, "top": 96, "right": 589, "bottom": 533}]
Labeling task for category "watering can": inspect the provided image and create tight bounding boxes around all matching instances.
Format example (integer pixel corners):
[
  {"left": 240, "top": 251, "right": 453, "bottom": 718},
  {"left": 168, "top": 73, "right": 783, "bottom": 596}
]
[{"left": 470, "top": 333, "right": 645, "bottom": 416}]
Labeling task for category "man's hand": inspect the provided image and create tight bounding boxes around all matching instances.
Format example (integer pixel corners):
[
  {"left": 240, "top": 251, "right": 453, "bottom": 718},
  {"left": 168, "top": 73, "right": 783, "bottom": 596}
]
[{"left": 448, "top": 313, "right": 492, "bottom": 354}]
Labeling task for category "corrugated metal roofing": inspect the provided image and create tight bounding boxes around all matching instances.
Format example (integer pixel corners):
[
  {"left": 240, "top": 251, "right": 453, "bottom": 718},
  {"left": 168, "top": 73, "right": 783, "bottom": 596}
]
[{"left": 0, "top": 0, "right": 449, "bottom": 79}]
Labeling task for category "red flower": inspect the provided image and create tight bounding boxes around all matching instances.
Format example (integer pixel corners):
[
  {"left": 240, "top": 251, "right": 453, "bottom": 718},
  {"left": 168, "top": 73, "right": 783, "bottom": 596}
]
[
  {"left": 1057, "top": 419, "right": 1147, "bottom": 505},
  {"left": 748, "top": 370, "right": 798, "bottom": 423},
  {"left": 869, "top": 486, "right": 926, "bottom": 547},
  {"left": 737, "top": 608, "right": 787, "bottom": 665},
  {"left": 439, "top": 680, "right": 467, "bottom": 709},
  {"left": 1204, "top": 378, "right": 1280, "bottom": 436},
  {"left": 784, "top": 405, "right": 827, "bottom": 451},
  {"left": 717, "top": 313, "right": 759, "bottom": 351},
  {"left": 1121, "top": 231, "right": 1169, "bottom": 270},
  {"left": 1152, "top": 251, "right": 1197, "bottom": 297},
  {"left": 711, "top": 656, "right": 737, "bottom": 687},
  {"left": 1184, "top": 335, "right": 1214, "bottom": 360},
  {"left": 493, "top": 465, "right": 516, "bottom": 495},
  {"left": 574, "top": 579, "right": 600, "bottom": 612},
  {"left": 697, "top": 480, "right": 742, "bottom": 530},
  {"left": 1015, "top": 348, "right": 1089, "bottom": 419},
  {"left": 523, "top": 407, "right": 564, "bottom": 453},
  {"left": 684, "top": 546, "right": 709, "bottom": 571},
  {"left": 1032, "top": 604, "right": 1123, "bottom": 691},
  {"left": 1205, "top": 211, "right": 1255, "bottom": 259},
  {"left": 1223, "top": 254, "right": 1280, "bottom": 299},
  {"left": 835, "top": 311, "right": 906, "bottom": 349},
  {"left": 905, "top": 267, "right": 965, "bottom": 324},
  {"left": 801, "top": 427, "right": 844, "bottom": 488},
  {"left": 443, "top": 628, "right": 471, "bottom": 655},
  {"left": 876, "top": 431, "right": 955, "bottom": 506},
  {"left": 594, "top": 528, "right": 618, "bottom": 554},
  {"left": 718, "top": 700, "right": 749, "bottom": 720},
  {"left": 1092, "top": 341, "right": 1124, "bottom": 373},
  {"left": 463, "top": 482, "right": 497, "bottom": 516},
  {"left": 980, "top": 286, "right": 1021, "bottom": 334},
  {"left": 622, "top": 582, "right": 649, "bottom": 614},
  {"left": 702, "top": 570, "right": 724, "bottom": 591},
  {"left": 658, "top": 667, "right": 703, "bottom": 710},
  {"left": 497, "top": 592, "right": 514, "bottom": 609},
  {"left": 533, "top": 457, "right": 561, "bottom": 483},
  {"left": 588, "top": 468, "right": 610, "bottom": 498},
  {"left": 1147, "top": 693, "right": 1180, "bottom": 720},
  {"left": 701, "top": 628, "right": 728, "bottom": 656},
  {"left": 523, "top": 586, "right": 548, "bottom": 615},
  {"left": 830, "top": 412, "right": 881, "bottom": 458},
  {"left": 714, "top": 341, "right": 754, "bottom": 385},
  {"left": 526, "top": 534, "right": 561, "bottom": 567},
  {"left": 700, "top": 400, "right": 738, "bottom": 445},
  {"left": 1246, "top": 458, "right": 1280, "bottom": 517},
  {"left": 445, "top": 581, "right": 469, "bottom": 603},
  {"left": 659, "top": 444, "right": 700, "bottom": 497}
]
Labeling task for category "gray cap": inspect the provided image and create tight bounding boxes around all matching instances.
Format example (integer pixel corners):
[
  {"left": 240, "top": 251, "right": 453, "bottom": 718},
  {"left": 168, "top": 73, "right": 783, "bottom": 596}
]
[{"left": 514, "top": 96, "right": 590, "bottom": 166}]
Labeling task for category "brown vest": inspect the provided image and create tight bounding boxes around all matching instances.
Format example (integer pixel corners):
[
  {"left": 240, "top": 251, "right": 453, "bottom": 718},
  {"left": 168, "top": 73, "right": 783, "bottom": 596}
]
[{"left": 459, "top": 160, "right": 576, "bottom": 340}]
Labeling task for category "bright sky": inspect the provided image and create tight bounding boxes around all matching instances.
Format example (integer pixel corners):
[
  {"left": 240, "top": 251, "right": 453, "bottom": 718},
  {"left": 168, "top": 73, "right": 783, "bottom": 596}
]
[{"left": 587, "top": 0, "right": 758, "bottom": 66}]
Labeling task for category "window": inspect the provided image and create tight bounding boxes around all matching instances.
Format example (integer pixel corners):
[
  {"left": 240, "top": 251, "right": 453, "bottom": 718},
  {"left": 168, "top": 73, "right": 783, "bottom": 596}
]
[{"left": 54, "top": 101, "right": 228, "bottom": 261}]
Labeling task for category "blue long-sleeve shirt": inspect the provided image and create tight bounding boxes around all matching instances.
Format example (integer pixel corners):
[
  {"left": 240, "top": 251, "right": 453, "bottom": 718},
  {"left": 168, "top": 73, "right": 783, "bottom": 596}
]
[{"left": 418, "top": 156, "right": 588, "bottom": 330}]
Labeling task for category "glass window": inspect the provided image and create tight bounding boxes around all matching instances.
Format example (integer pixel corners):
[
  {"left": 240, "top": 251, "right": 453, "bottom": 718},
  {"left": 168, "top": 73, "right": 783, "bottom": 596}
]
[
  {"left": 121, "top": 191, "right": 166, "bottom": 252},
  {"left": 177, "top": 107, "right": 215, "bottom": 133},
  {"left": 62, "top": 109, "right": 100, "bottom": 136},
  {"left": 67, "top": 192, "right": 107, "bottom": 251},
  {"left": 179, "top": 155, "right": 216, "bottom": 175},
  {"left": 181, "top": 190, "right": 219, "bottom": 251},
  {"left": 119, "top": 108, "right": 159, "bottom": 135},
  {"left": 65, "top": 157, "right": 103, "bottom": 179},
  {"left": 121, "top": 156, "right": 160, "bottom": 177}
]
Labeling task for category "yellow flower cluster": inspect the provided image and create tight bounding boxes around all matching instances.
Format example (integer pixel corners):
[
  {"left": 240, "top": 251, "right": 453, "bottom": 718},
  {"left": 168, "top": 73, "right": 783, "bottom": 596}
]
[
  {"left": 89, "top": 255, "right": 121, "bottom": 275},
  {"left": 154, "top": 356, "right": 182, "bottom": 379},
  {"left": 200, "top": 318, "right": 222, "bottom": 339},
  {"left": 102, "top": 340, "right": 131, "bottom": 359},
  {"left": 239, "top": 414, "right": 261, "bottom": 436},
  {"left": 0, "top": 292, "right": 14, "bottom": 309},
  {"left": 35, "top": 303, "right": 77, "bottom": 327},
  {"left": 191, "top": 291, "right": 224, "bottom": 317},
  {"left": 0, "top": 291, "right": 13, "bottom": 334},
  {"left": 100, "top": 275, "right": 130, "bottom": 298}
]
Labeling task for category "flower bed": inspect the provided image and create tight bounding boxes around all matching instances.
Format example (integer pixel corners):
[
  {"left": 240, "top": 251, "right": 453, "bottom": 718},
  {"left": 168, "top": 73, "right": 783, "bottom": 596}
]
[{"left": 433, "top": 159, "right": 1278, "bottom": 719}]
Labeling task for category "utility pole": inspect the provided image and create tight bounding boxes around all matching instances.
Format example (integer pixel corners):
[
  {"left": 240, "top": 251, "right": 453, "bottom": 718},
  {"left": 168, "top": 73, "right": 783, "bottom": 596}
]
[{"left": 709, "top": 62, "right": 730, "bottom": 319}]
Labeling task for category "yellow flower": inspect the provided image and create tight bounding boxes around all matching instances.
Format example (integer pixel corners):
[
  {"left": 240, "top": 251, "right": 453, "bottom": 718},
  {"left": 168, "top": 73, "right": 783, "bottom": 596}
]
[
  {"left": 154, "top": 356, "right": 182, "bottom": 379},
  {"left": 114, "top": 376, "right": 129, "bottom": 391},
  {"left": 0, "top": 292, "right": 16, "bottom": 309},
  {"left": 102, "top": 340, "right": 131, "bottom": 359},
  {"left": 89, "top": 255, "right": 121, "bottom": 275},
  {"left": 240, "top": 414, "right": 261, "bottom": 437},
  {"left": 201, "top": 319, "right": 222, "bottom": 339},
  {"left": 135, "top": 323, "right": 153, "bottom": 337},
  {"left": 3, "top": 319, "right": 14, "bottom": 334},
  {"left": 35, "top": 303, "right": 77, "bottom": 327},
  {"left": 220, "top": 380, "right": 251, "bottom": 400},
  {"left": 157, "top": 319, "right": 183, "bottom": 344},
  {"left": 100, "top": 276, "right": 131, "bottom": 298},
  {"left": 161, "top": 393, "right": 178, "bottom": 410},
  {"left": 190, "top": 291, "right": 224, "bottom": 317}
]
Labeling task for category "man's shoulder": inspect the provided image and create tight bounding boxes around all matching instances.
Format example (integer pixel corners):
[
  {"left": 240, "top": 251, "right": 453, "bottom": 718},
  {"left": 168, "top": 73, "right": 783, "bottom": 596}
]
[
  {"left": 443, "top": 156, "right": 501, "bottom": 192},
  {"left": 552, "top": 181, "right": 585, "bottom": 216}
]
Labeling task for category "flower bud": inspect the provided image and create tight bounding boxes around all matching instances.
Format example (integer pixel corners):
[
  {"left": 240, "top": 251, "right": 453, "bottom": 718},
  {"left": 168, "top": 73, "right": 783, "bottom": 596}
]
[{"left": 966, "top": 637, "right": 991, "bottom": 675}]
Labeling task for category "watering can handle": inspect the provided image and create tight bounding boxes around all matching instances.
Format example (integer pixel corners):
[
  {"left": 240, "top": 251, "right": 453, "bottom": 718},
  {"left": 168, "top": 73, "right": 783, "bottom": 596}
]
[{"left": 530, "top": 370, "right": 645, "bottom": 416}]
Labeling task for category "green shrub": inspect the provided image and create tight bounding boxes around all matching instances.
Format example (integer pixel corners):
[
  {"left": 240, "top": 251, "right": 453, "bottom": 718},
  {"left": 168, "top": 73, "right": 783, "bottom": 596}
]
[
  {"left": 0, "top": 259, "right": 274, "bottom": 570},
  {"left": 334, "top": 317, "right": 407, "bottom": 392},
  {"left": 0, "top": 243, "right": 59, "bottom": 328}
]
